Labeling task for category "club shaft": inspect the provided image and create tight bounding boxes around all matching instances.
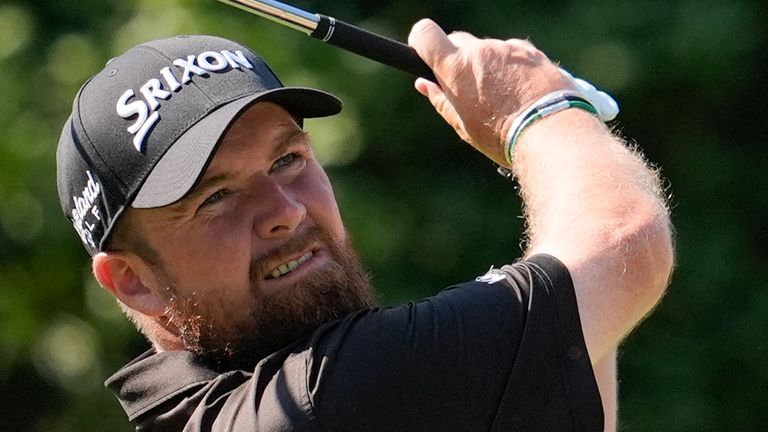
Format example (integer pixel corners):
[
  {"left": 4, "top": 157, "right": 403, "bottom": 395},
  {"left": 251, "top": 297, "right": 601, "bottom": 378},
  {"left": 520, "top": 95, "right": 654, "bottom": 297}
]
[
  {"left": 218, "top": 0, "right": 319, "bottom": 34},
  {"left": 217, "top": 0, "right": 436, "bottom": 82}
]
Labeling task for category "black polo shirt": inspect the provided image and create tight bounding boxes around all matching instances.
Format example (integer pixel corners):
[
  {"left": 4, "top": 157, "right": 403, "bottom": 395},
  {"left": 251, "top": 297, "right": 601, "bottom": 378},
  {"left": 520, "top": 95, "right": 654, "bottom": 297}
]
[{"left": 106, "top": 254, "right": 603, "bottom": 431}]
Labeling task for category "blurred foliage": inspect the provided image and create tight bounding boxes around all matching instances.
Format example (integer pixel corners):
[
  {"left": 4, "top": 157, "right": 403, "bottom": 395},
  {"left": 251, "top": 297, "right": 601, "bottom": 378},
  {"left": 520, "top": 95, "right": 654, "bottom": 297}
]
[{"left": 0, "top": 0, "right": 766, "bottom": 430}]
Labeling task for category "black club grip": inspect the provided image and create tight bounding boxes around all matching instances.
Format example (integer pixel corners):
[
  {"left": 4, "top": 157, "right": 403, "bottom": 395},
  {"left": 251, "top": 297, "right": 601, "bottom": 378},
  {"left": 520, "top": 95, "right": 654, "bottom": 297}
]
[{"left": 311, "top": 14, "right": 437, "bottom": 83}]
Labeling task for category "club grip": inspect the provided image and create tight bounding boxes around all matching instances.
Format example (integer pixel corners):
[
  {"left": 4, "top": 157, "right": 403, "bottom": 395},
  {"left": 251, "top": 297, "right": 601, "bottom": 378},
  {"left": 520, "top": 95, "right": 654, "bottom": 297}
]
[{"left": 311, "top": 14, "right": 436, "bottom": 82}]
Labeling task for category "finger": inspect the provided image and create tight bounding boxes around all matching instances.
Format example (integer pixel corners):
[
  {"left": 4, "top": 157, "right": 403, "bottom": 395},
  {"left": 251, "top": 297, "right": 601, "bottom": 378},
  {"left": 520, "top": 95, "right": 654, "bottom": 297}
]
[
  {"left": 414, "top": 77, "right": 432, "bottom": 97},
  {"left": 415, "top": 78, "right": 469, "bottom": 141},
  {"left": 408, "top": 18, "right": 458, "bottom": 70},
  {"left": 447, "top": 31, "right": 477, "bottom": 47}
]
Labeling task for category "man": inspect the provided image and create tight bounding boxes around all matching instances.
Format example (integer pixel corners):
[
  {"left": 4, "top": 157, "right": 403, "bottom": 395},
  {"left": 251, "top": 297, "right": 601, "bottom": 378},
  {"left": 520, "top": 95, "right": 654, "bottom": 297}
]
[{"left": 57, "top": 19, "right": 673, "bottom": 431}]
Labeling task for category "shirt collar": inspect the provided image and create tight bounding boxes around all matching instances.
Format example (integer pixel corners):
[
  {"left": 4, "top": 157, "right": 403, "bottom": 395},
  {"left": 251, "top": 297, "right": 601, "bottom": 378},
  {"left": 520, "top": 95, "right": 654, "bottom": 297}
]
[{"left": 105, "top": 349, "right": 220, "bottom": 421}]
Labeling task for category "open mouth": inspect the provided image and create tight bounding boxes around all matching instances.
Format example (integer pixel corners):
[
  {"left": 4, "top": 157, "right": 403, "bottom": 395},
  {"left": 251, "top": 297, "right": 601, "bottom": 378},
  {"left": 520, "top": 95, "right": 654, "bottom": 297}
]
[{"left": 266, "top": 251, "right": 314, "bottom": 279}]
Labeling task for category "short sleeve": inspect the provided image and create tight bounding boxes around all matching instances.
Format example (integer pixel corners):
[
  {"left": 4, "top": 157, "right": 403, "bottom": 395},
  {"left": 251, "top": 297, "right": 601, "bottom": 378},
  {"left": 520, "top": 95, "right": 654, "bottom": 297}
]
[
  {"left": 489, "top": 254, "right": 604, "bottom": 431},
  {"left": 301, "top": 254, "right": 603, "bottom": 432}
]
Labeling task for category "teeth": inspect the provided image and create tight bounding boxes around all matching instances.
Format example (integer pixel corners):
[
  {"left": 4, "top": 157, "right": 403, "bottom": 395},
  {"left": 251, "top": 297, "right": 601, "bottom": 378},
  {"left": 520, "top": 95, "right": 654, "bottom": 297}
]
[
  {"left": 267, "top": 251, "right": 313, "bottom": 279},
  {"left": 297, "top": 252, "right": 311, "bottom": 264}
]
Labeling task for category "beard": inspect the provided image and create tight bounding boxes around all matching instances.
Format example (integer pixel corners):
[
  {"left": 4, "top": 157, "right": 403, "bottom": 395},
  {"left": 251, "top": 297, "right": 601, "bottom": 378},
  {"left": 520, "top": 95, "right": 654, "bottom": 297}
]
[{"left": 159, "top": 226, "right": 377, "bottom": 372}]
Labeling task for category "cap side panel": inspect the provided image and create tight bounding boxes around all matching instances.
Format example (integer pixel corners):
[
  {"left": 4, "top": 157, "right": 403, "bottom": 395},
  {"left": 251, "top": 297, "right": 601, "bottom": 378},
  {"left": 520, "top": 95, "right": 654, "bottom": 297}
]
[{"left": 57, "top": 117, "right": 124, "bottom": 255}]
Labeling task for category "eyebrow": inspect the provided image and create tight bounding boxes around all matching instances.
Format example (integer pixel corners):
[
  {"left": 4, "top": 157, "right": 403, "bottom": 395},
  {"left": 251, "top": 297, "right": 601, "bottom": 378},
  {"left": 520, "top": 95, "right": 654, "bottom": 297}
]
[
  {"left": 178, "top": 172, "right": 236, "bottom": 209},
  {"left": 269, "top": 129, "right": 310, "bottom": 160}
]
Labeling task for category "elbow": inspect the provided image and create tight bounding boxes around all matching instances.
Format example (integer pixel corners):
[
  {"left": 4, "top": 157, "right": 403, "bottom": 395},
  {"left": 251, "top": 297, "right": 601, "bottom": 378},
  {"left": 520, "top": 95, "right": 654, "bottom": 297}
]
[
  {"left": 529, "top": 197, "right": 675, "bottom": 358},
  {"left": 617, "top": 208, "right": 675, "bottom": 318}
]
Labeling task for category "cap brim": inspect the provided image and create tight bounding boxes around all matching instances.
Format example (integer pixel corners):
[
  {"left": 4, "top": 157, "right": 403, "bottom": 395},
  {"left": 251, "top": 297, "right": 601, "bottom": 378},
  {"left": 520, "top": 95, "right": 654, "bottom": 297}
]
[{"left": 131, "top": 87, "right": 342, "bottom": 209}]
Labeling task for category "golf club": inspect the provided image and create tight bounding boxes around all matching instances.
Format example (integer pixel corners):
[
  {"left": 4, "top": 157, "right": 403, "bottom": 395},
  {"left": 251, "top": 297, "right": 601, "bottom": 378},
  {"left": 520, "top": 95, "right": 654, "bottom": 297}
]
[{"left": 217, "top": 0, "right": 437, "bottom": 82}]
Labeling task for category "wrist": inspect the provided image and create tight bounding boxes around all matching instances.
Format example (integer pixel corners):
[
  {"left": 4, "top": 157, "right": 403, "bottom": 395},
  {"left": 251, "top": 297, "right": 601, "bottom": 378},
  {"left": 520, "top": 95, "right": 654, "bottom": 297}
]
[
  {"left": 499, "top": 70, "right": 619, "bottom": 170},
  {"left": 502, "top": 92, "right": 599, "bottom": 167},
  {"left": 500, "top": 109, "right": 606, "bottom": 180}
]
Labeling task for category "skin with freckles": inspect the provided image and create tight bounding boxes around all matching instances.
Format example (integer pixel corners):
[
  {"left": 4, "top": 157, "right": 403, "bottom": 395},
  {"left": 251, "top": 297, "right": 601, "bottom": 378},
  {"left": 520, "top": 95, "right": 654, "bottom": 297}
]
[{"left": 93, "top": 102, "right": 376, "bottom": 370}]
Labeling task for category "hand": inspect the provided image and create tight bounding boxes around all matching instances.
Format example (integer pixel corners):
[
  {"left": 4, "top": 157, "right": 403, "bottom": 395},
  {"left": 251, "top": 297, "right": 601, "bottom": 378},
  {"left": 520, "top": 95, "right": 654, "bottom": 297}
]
[{"left": 407, "top": 19, "right": 575, "bottom": 167}]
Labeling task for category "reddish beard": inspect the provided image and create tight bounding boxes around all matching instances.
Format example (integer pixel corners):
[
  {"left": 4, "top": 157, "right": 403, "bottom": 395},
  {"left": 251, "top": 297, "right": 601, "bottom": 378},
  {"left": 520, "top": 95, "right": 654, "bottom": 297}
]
[{"left": 162, "top": 226, "right": 377, "bottom": 371}]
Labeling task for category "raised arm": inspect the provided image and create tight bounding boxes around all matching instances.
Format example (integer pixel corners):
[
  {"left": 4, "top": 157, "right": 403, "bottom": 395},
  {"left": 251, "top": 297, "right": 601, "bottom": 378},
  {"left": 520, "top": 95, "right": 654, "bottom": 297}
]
[{"left": 407, "top": 19, "right": 674, "bottom": 364}]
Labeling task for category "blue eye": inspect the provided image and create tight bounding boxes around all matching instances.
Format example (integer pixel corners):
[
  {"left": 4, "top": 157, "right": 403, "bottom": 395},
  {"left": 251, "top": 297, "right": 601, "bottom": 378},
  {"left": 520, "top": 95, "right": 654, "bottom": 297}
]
[
  {"left": 201, "top": 189, "right": 226, "bottom": 207},
  {"left": 271, "top": 153, "right": 298, "bottom": 171}
]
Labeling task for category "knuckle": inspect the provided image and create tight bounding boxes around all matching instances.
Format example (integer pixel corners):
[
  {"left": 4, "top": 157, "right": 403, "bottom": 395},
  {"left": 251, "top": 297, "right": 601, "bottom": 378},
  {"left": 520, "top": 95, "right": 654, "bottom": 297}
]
[
  {"left": 503, "top": 38, "right": 547, "bottom": 62},
  {"left": 447, "top": 30, "right": 472, "bottom": 42},
  {"left": 506, "top": 37, "right": 537, "bottom": 50},
  {"left": 476, "top": 42, "right": 501, "bottom": 60},
  {"left": 434, "top": 95, "right": 452, "bottom": 116}
]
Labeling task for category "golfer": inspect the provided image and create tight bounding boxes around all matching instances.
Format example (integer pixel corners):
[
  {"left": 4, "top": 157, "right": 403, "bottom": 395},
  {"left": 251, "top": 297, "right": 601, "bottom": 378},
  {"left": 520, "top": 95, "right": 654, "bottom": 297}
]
[{"left": 56, "top": 19, "right": 673, "bottom": 431}]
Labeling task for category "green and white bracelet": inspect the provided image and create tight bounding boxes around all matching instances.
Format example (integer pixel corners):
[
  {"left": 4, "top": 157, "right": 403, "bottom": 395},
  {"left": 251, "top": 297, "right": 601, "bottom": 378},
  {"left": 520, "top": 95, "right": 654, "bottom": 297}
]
[
  {"left": 500, "top": 69, "right": 620, "bottom": 172},
  {"left": 503, "top": 92, "right": 598, "bottom": 166}
]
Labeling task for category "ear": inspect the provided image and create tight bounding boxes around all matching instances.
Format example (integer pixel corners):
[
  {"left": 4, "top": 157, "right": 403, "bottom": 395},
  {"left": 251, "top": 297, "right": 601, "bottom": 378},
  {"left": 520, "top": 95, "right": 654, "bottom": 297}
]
[{"left": 92, "top": 252, "right": 168, "bottom": 317}]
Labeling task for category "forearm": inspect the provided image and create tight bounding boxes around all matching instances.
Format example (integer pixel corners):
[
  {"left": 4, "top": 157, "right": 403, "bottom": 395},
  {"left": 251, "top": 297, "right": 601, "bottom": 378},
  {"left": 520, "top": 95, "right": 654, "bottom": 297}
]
[
  {"left": 593, "top": 349, "right": 618, "bottom": 432},
  {"left": 515, "top": 109, "right": 673, "bottom": 360},
  {"left": 407, "top": 19, "right": 675, "bottom": 361},
  {"left": 514, "top": 111, "right": 668, "bottom": 249}
]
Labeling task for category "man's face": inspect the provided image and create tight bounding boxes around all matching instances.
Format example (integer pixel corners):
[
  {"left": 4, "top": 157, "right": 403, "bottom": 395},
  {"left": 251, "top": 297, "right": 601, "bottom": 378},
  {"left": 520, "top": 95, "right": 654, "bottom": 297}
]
[{"left": 127, "top": 102, "right": 376, "bottom": 370}]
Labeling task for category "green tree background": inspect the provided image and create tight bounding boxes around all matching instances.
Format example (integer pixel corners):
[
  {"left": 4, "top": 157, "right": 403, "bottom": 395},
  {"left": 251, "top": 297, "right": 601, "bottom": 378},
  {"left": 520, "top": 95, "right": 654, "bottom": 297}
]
[{"left": 0, "top": 0, "right": 765, "bottom": 430}]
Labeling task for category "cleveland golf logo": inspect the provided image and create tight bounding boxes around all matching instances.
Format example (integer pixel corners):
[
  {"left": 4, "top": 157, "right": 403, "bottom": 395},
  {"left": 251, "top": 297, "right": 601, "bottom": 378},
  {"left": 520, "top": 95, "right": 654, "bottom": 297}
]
[
  {"left": 70, "top": 170, "right": 102, "bottom": 249},
  {"left": 116, "top": 49, "right": 254, "bottom": 152}
]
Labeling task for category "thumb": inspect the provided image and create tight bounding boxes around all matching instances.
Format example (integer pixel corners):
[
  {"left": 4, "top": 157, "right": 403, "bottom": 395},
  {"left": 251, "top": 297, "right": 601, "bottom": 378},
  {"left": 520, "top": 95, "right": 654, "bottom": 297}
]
[{"left": 408, "top": 19, "right": 457, "bottom": 70}]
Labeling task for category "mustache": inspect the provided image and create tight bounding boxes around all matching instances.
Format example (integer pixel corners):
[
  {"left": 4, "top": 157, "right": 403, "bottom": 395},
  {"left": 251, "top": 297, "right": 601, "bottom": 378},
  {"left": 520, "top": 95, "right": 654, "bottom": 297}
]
[{"left": 249, "top": 226, "right": 327, "bottom": 283}]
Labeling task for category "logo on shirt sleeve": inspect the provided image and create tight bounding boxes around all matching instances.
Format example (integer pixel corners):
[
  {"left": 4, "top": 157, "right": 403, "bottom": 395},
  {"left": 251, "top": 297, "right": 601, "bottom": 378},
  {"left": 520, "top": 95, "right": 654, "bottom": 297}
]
[{"left": 475, "top": 267, "right": 507, "bottom": 284}]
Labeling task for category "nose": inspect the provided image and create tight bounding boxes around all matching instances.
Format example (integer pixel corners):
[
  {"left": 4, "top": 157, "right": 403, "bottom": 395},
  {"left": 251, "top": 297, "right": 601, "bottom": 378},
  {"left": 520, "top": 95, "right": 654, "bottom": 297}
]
[{"left": 251, "top": 179, "right": 306, "bottom": 239}]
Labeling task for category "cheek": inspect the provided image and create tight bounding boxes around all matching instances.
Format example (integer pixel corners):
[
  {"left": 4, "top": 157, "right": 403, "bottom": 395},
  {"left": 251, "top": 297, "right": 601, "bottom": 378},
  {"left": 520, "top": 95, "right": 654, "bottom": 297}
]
[
  {"left": 156, "top": 215, "right": 254, "bottom": 297},
  {"left": 298, "top": 164, "right": 345, "bottom": 238}
]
